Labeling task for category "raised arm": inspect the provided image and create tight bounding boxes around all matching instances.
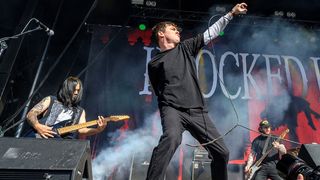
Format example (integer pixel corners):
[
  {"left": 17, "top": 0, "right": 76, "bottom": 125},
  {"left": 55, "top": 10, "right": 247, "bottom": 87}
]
[
  {"left": 203, "top": 2, "right": 248, "bottom": 45},
  {"left": 26, "top": 96, "right": 56, "bottom": 138}
]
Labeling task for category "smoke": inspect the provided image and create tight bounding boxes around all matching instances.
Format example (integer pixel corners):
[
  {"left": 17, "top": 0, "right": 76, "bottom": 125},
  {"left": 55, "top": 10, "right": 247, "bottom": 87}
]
[
  {"left": 207, "top": 85, "right": 249, "bottom": 160},
  {"left": 92, "top": 112, "right": 206, "bottom": 180},
  {"left": 231, "top": 16, "right": 318, "bottom": 58},
  {"left": 92, "top": 111, "right": 161, "bottom": 180},
  {"left": 87, "top": 5, "right": 320, "bottom": 178},
  {"left": 200, "top": 13, "right": 311, "bottom": 157}
]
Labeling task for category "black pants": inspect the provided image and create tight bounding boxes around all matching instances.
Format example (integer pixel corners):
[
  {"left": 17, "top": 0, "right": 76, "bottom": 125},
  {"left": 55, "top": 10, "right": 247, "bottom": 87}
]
[
  {"left": 254, "top": 162, "right": 282, "bottom": 180},
  {"left": 146, "top": 106, "right": 229, "bottom": 180}
]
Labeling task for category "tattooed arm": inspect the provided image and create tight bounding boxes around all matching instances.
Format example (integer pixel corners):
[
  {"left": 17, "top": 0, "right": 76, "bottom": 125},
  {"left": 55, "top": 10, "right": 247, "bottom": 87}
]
[{"left": 26, "top": 96, "right": 56, "bottom": 138}]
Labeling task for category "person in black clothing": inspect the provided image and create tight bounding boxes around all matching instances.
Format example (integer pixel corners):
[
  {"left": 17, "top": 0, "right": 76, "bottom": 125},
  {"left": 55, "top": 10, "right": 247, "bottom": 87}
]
[
  {"left": 244, "top": 120, "right": 287, "bottom": 180},
  {"left": 26, "top": 76, "right": 107, "bottom": 139},
  {"left": 146, "top": 3, "right": 248, "bottom": 180}
]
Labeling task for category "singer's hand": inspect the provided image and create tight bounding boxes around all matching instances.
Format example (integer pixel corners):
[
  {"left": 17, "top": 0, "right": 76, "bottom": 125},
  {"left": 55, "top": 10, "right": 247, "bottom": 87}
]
[
  {"left": 231, "top": 2, "right": 248, "bottom": 15},
  {"left": 297, "top": 174, "right": 304, "bottom": 180}
]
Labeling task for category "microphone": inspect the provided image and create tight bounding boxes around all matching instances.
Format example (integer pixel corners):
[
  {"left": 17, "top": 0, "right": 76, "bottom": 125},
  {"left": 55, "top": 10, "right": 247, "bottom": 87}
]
[{"left": 34, "top": 19, "right": 54, "bottom": 36}]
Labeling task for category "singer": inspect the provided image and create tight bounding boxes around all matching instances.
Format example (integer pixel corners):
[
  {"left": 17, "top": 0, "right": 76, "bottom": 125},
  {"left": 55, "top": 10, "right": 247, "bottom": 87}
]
[{"left": 146, "top": 2, "right": 247, "bottom": 180}]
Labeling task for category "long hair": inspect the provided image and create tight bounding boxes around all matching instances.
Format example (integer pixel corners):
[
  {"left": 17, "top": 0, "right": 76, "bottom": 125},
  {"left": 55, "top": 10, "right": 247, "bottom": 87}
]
[{"left": 57, "top": 76, "right": 83, "bottom": 107}]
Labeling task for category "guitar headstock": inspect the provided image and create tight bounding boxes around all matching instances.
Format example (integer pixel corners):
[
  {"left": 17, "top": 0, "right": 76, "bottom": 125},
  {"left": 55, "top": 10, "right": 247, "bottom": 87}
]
[
  {"left": 280, "top": 129, "right": 290, "bottom": 139},
  {"left": 108, "top": 115, "right": 130, "bottom": 121}
]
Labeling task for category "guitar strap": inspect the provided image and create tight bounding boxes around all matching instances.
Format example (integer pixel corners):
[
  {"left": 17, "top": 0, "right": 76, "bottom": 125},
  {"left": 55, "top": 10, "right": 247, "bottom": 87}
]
[{"left": 262, "top": 135, "right": 271, "bottom": 155}]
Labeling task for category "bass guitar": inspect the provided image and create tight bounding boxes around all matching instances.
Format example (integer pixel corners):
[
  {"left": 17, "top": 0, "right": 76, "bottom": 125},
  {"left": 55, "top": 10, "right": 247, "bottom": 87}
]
[
  {"left": 245, "top": 129, "right": 289, "bottom": 180},
  {"left": 23, "top": 115, "right": 130, "bottom": 139}
]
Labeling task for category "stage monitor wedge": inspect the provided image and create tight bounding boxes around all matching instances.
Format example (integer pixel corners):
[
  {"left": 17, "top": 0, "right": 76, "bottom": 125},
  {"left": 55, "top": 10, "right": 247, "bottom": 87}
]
[
  {"left": 0, "top": 137, "right": 92, "bottom": 180},
  {"left": 298, "top": 143, "right": 320, "bottom": 169}
]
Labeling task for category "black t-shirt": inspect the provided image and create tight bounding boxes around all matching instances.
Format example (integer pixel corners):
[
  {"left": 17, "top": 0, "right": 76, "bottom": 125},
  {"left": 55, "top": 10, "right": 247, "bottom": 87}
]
[
  {"left": 251, "top": 135, "right": 280, "bottom": 165},
  {"left": 148, "top": 34, "right": 206, "bottom": 109}
]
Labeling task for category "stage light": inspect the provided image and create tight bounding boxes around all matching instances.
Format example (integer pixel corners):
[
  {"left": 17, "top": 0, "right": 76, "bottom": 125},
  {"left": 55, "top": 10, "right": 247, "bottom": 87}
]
[
  {"left": 215, "top": 6, "right": 226, "bottom": 13},
  {"left": 274, "top": 11, "right": 284, "bottom": 17},
  {"left": 139, "top": 23, "right": 147, "bottom": 31},
  {"left": 286, "top": 12, "right": 296, "bottom": 18},
  {"left": 145, "top": 0, "right": 156, "bottom": 7},
  {"left": 131, "top": 0, "right": 144, "bottom": 5}
]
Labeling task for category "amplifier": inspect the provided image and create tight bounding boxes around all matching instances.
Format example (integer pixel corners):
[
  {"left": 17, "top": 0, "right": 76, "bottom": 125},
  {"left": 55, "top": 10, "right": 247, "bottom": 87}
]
[
  {"left": 191, "top": 146, "right": 245, "bottom": 180},
  {"left": 193, "top": 146, "right": 210, "bottom": 161},
  {"left": 192, "top": 146, "right": 211, "bottom": 180}
]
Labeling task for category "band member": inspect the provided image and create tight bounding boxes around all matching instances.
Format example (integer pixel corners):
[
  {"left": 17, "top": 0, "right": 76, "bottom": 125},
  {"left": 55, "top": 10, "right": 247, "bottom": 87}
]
[
  {"left": 26, "top": 76, "right": 107, "bottom": 139},
  {"left": 147, "top": 3, "right": 248, "bottom": 180},
  {"left": 244, "top": 120, "right": 287, "bottom": 180}
]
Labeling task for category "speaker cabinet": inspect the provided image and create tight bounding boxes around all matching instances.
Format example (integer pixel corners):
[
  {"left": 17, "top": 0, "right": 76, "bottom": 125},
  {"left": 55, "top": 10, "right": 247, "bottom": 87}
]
[
  {"left": 192, "top": 161, "right": 211, "bottom": 180},
  {"left": 192, "top": 146, "right": 210, "bottom": 180},
  {"left": 129, "top": 151, "right": 177, "bottom": 180},
  {"left": 191, "top": 147, "right": 245, "bottom": 180},
  {"left": 191, "top": 161, "right": 245, "bottom": 180},
  {"left": 298, "top": 144, "right": 320, "bottom": 169},
  {"left": 129, "top": 151, "right": 149, "bottom": 180},
  {"left": 0, "top": 137, "right": 92, "bottom": 180}
]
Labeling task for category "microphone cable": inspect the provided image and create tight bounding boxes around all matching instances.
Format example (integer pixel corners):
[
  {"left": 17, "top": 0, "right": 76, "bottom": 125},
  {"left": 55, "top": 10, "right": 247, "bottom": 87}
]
[{"left": 186, "top": 13, "right": 241, "bottom": 147}]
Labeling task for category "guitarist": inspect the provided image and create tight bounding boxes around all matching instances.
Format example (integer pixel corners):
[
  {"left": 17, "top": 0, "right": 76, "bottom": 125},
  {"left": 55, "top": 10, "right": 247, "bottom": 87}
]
[
  {"left": 244, "top": 120, "right": 287, "bottom": 180},
  {"left": 26, "top": 76, "right": 107, "bottom": 139}
]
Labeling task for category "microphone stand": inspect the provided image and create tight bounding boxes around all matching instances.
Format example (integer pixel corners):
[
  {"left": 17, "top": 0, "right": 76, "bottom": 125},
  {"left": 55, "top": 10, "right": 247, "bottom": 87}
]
[
  {"left": 0, "top": 27, "right": 42, "bottom": 59},
  {"left": 0, "top": 41, "right": 8, "bottom": 57},
  {"left": 0, "top": 19, "right": 46, "bottom": 137},
  {"left": 14, "top": 28, "right": 53, "bottom": 137}
]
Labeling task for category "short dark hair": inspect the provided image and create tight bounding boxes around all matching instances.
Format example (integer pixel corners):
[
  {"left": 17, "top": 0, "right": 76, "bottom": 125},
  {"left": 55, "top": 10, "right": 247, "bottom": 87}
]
[
  {"left": 152, "top": 21, "right": 181, "bottom": 46},
  {"left": 57, "top": 76, "right": 83, "bottom": 107}
]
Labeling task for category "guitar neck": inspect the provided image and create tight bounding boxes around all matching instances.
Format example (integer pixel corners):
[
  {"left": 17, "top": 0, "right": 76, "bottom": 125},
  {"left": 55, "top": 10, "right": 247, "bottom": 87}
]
[
  {"left": 57, "top": 120, "right": 98, "bottom": 135},
  {"left": 56, "top": 115, "right": 129, "bottom": 135}
]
